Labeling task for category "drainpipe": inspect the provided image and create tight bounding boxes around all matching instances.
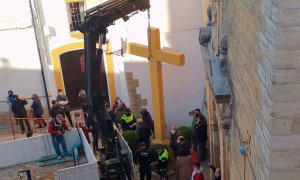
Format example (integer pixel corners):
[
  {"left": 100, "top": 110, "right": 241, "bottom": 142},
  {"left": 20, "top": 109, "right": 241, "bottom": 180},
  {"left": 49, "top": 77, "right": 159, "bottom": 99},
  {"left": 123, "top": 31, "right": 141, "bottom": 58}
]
[{"left": 28, "top": 0, "right": 51, "bottom": 112}]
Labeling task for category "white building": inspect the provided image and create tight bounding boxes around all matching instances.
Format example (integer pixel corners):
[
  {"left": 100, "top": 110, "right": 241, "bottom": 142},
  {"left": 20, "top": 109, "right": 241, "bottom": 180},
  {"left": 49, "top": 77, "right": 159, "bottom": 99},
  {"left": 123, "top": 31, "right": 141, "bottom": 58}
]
[{"left": 0, "top": 0, "right": 205, "bottom": 135}]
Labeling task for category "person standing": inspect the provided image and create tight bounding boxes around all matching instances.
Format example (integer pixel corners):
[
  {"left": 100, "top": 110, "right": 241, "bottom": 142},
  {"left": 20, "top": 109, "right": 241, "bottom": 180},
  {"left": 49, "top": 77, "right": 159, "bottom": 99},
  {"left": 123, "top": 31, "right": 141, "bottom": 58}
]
[
  {"left": 7, "top": 90, "right": 17, "bottom": 124},
  {"left": 48, "top": 114, "right": 70, "bottom": 160},
  {"left": 114, "top": 102, "right": 125, "bottom": 129},
  {"left": 169, "top": 125, "right": 179, "bottom": 157},
  {"left": 12, "top": 95, "right": 32, "bottom": 134},
  {"left": 194, "top": 113, "right": 208, "bottom": 162},
  {"left": 50, "top": 100, "right": 65, "bottom": 118},
  {"left": 140, "top": 108, "right": 154, "bottom": 138},
  {"left": 176, "top": 136, "right": 192, "bottom": 180},
  {"left": 79, "top": 121, "right": 91, "bottom": 144},
  {"left": 31, "top": 94, "right": 47, "bottom": 128},
  {"left": 56, "top": 89, "right": 74, "bottom": 127},
  {"left": 105, "top": 103, "right": 115, "bottom": 123},
  {"left": 121, "top": 108, "right": 137, "bottom": 131},
  {"left": 79, "top": 90, "right": 88, "bottom": 123},
  {"left": 135, "top": 142, "right": 154, "bottom": 180},
  {"left": 155, "top": 147, "right": 169, "bottom": 179},
  {"left": 191, "top": 108, "right": 207, "bottom": 151},
  {"left": 136, "top": 119, "right": 151, "bottom": 146},
  {"left": 112, "top": 96, "right": 126, "bottom": 112},
  {"left": 86, "top": 115, "right": 100, "bottom": 154}
]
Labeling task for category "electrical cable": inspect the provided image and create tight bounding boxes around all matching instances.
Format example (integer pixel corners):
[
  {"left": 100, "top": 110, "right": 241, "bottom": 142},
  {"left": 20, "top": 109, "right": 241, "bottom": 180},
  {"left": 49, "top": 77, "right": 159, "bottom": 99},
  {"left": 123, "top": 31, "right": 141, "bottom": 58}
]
[{"left": 229, "top": 83, "right": 257, "bottom": 180}]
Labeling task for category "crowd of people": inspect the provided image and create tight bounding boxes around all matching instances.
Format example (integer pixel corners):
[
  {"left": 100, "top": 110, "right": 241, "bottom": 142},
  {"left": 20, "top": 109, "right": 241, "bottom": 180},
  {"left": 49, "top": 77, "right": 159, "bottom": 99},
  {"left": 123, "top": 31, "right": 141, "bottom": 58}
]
[
  {"left": 6, "top": 89, "right": 221, "bottom": 179},
  {"left": 133, "top": 107, "right": 221, "bottom": 180}
]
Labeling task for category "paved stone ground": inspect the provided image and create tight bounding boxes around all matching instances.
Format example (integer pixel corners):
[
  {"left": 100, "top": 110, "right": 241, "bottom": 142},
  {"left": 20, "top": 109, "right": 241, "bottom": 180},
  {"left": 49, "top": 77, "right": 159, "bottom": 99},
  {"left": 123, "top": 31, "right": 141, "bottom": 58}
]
[
  {"left": 133, "top": 161, "right": 211, "bottom": 180},
  {"left": 0, "top": 156, "right": 87, "bottom": 180}
]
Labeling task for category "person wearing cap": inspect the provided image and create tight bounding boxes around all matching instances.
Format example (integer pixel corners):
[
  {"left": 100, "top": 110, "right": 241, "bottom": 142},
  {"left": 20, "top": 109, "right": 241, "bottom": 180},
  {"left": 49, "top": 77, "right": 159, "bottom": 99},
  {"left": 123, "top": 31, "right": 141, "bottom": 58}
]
[
  {"left": 12, "top": 95, "right": 32, "bottom": 134},
  {"left": 50, "top": 100, "right": 65, "bottom": 119},
  {"left": 48, "top": 114, "right": 70, "bottom": 160},
  {"left": 121, "top": 108, "right": 136, "bottom": 131},
  {"left": 7, "top": 90, "right": 16, "bottom": 114},
  {"left": 134, "top": 141, "right": 154, "bottom": 180},
  {"left": 7, "top": 90, "right": 18, "bottom": 124},
  {"left": 56, "top": 89, "right": 73, "bottom": 127},
  {"left": 155, "top": 147, "right": 169, "bottom": 179}
]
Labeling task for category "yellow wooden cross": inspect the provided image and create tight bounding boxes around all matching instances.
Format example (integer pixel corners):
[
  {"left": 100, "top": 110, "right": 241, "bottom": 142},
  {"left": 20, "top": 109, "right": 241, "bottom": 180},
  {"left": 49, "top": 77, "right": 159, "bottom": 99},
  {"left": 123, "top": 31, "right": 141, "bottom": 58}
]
[{"left": 127, "top": 27, "right": 185, "bottom": 142}]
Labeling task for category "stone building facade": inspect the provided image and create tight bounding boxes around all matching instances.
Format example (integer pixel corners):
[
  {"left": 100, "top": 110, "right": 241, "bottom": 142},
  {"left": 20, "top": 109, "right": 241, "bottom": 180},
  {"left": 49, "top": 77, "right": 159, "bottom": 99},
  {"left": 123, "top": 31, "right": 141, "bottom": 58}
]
[{"left": 200, "top": 0, "right": 300, "bottom": 179}]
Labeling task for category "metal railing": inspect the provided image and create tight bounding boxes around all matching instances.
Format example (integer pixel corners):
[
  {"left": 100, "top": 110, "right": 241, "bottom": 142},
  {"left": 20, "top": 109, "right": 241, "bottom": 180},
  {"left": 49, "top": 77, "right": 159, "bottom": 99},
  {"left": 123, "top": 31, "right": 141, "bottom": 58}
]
[{"left": 114, "top": 125, "right": 135, "bottom": 178}]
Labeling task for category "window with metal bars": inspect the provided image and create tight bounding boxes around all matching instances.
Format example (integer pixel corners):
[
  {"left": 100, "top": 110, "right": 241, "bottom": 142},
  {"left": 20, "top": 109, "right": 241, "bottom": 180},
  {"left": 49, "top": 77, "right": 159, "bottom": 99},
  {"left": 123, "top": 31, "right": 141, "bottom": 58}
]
[{"left": 68, "top": 2, "right": 84, "bottom": 32}]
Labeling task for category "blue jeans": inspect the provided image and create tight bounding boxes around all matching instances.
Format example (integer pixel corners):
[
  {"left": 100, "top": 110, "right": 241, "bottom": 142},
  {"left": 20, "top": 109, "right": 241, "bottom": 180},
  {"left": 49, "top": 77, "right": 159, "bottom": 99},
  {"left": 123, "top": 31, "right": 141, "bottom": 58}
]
[{"left": 51, "top": 135, "right": 68, "bottom": 156}]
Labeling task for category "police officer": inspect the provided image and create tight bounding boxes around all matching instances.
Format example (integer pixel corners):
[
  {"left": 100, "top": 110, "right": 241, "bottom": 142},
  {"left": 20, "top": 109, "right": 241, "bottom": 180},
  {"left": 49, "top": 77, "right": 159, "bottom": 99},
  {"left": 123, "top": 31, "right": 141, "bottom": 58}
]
[
  {"left": 135, "top": 142, "right": 154, "bottom": 180},
  {"left": 156, "top": 147, "right": 169, "bottom": 179},
  {"left": 121, "top": 108, "right": 136, "bottom": 131}
]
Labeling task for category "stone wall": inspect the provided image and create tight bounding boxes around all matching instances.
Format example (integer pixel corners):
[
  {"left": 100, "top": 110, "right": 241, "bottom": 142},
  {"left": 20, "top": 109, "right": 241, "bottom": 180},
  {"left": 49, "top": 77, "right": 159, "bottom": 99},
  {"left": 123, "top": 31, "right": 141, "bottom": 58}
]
[
  {"left": 268, "top": 0, "right": 300, "bottom": 179},
  {"left": 202, "top": 0, "right": 300, "bottom": 179},
  {"left": 227, "top": 0, "right": 271, "bottom": 179},
  {"left": 226, "top": 0, "right": 300, "bottom": 179}
]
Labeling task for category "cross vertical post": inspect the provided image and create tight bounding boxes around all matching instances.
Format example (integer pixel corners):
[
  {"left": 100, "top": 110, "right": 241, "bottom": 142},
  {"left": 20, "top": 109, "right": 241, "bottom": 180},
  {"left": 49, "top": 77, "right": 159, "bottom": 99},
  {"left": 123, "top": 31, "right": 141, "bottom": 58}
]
[{"left": 127, "top": 27, "right": 185, "bottom": 142}]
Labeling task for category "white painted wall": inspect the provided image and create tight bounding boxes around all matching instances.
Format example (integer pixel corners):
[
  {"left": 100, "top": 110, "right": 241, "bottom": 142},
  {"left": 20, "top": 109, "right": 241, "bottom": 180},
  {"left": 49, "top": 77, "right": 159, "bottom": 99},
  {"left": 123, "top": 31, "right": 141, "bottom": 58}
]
[
  {"left": 0, "top": 129, "right": 81, "bottom": 168},
  {"left": 0, "top": 0, "right": 49, "bottom": 113},
  {"left": 107, "top": 0, "right": 205, "bottom": 134},
  {"left": 0, "top": 129, "right": 98, "bottom": 179}
]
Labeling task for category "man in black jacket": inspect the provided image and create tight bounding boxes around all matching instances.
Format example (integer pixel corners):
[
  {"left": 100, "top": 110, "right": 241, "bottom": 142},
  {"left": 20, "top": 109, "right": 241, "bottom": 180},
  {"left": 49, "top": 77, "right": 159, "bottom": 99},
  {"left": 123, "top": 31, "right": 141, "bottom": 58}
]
[
  {"left": 135, "top": 142, "right": 154, "bottom": 180},
  {"left": 12, "top": 95, "right": 32, "bottom": 134},
  {"left": 194, "top": 115, "right": 208, "bottom": 162},
  {"left": 50, "top": 100, "right": 65, "bottom": 118}
]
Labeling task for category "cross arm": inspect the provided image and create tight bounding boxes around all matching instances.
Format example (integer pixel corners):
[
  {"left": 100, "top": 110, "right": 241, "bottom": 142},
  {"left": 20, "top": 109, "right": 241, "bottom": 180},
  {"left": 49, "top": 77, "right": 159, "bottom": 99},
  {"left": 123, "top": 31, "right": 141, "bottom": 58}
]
[{"left": 127, "top": 43, "right": 185, "bottom": 66}]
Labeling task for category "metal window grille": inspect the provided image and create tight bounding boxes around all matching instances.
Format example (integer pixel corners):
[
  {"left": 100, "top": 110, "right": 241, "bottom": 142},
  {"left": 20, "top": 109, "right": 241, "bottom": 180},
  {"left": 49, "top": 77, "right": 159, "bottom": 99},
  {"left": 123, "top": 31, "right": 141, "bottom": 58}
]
[{"left": 68, "top": 2, "right": 84, "bottom": 32}]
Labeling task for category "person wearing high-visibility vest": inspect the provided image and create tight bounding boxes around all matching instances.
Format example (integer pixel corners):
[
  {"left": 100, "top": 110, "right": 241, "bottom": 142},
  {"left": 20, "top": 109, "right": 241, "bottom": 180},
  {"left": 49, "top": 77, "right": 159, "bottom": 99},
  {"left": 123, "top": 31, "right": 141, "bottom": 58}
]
[
  {"left": 156, "top": 147, "right": 169, "bottom": 179},
  {"left": 121, "top": 108, "right": 137, "bottom": 131}
]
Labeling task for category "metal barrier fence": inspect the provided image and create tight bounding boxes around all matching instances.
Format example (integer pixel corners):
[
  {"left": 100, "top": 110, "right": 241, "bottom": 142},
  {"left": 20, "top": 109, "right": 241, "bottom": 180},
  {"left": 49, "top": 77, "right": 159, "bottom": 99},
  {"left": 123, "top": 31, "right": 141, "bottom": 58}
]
[
  {"left": 115, "top": 125, "right": 135, "bottom": 178},
  {"left": 0, "top": 110, "right": 86, "bottom": 141},
  {"left": 0, "top": 113, "right": 15, "bottom": 140},
  {"left": 13, "top": 117, "right": 53, "bottom": 133}
]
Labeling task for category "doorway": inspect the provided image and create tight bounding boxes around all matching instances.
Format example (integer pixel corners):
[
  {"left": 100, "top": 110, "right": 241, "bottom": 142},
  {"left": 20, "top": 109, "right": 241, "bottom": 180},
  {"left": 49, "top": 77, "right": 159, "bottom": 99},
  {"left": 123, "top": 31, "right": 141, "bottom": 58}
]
[
  {"left": 60, "top": 50, "right": 84, "bottom": 109},
  {"left": 60, "top": 49, "right": 109, "bottom": 110}
]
